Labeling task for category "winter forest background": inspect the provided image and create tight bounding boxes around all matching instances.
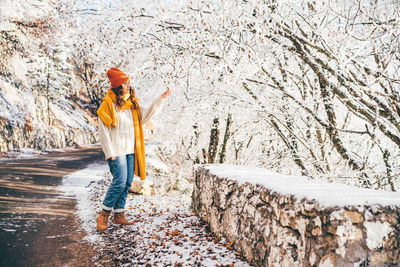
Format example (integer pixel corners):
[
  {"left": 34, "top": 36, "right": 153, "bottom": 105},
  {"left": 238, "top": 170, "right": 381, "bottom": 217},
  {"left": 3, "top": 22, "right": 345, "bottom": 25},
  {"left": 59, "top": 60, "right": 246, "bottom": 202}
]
[{"left": 1, "top": 0, "right": 400, "bottom": 192}]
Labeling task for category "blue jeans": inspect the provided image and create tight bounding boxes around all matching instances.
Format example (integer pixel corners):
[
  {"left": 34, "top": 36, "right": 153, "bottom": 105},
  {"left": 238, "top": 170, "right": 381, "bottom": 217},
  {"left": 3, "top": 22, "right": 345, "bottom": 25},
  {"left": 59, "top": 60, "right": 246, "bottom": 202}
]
[{"left": 102, "top": 153, "right": 134, "bottom": 212}]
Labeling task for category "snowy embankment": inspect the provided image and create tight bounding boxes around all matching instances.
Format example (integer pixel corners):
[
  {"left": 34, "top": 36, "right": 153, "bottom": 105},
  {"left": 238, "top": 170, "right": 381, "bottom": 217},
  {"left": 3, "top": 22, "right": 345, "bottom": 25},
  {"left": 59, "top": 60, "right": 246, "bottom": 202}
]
[
  {"left": 1, "top": 2, "right": 99, "bottom": 153},
  {"left": 193, "top": 165, "right": 400, "bottom": 267},
  {"left": 62, "top": 161, "right": 250, "bottom": 266}
]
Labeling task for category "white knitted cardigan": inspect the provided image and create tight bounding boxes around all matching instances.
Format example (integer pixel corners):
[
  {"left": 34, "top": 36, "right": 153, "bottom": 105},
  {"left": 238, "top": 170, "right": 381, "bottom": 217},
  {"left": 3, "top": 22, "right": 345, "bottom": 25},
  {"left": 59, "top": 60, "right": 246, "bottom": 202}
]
[{"left": 98, "top": 96, "right": 164, "bottom": 159}]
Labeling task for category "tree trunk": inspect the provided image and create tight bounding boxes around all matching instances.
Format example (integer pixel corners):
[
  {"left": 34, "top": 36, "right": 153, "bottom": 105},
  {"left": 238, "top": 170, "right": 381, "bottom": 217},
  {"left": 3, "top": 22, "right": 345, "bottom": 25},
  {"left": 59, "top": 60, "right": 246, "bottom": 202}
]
[
  {"left": 46, "top": 61, "right": 50, "bottom": 126},
  {"left": 207, "top": 117, "right": 220, "bottom": 164},
  {"left": 218, "top": 113, "right": 232, "bottom": 164}
]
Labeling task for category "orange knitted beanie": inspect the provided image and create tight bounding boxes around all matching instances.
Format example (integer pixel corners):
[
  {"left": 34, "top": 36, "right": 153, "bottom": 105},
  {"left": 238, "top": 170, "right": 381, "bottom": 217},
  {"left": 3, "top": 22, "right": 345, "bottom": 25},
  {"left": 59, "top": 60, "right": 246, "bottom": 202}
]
[{"left": 106, "top": 68, "right": 129, "bottom": 88}]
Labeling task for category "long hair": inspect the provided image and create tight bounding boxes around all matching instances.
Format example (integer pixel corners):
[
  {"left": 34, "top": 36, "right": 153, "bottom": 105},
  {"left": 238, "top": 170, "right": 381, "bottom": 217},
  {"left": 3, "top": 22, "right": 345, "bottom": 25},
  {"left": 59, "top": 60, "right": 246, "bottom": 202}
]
[{"left": 129, "top": 87, "right": 140, "bottom": 110}]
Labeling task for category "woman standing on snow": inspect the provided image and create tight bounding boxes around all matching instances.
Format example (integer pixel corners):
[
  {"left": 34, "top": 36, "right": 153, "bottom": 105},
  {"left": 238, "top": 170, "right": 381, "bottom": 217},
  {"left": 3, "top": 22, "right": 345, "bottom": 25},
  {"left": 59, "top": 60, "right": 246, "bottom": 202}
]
[{"left": 96, "top": 68, "right": 170, "bottom": 231}]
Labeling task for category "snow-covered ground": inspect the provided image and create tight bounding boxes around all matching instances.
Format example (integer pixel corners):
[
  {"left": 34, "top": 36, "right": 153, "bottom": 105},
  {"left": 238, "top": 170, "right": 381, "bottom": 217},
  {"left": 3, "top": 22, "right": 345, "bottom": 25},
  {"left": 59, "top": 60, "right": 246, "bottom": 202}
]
[
  {"left": 0, "top": 144, "right": 100, "bottom": 161},
  {"left": 62, "top": 163, "right": 251, "bottom": 266},
  {"left": 0, "top": 148, "right": 47, "bottom": 161}
]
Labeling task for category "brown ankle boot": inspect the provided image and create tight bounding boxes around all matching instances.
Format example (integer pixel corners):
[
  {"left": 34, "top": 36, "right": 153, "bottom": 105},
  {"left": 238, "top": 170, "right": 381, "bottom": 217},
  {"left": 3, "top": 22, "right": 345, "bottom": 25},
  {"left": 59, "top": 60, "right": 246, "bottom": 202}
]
[
  {"left": 96, "top": 210, "right": 110, "bottom": 231},
  {"left": 112, "top": 211, "right": 135, "bottom": 225}
]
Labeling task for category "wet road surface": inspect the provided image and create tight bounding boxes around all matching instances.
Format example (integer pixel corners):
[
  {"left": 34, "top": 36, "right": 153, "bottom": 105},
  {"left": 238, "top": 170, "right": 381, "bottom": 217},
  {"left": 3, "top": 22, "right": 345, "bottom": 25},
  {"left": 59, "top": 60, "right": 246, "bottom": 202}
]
[{"left": 0, "top": 145, "right": 104, "bottom": 266}]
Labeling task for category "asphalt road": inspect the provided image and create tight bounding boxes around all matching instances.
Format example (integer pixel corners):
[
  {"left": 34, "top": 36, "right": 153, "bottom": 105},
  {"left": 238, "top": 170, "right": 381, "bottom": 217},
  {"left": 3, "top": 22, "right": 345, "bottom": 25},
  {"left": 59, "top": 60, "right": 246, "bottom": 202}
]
[{"left": 0, "top": 145, "right": 104, "bottom": 267}]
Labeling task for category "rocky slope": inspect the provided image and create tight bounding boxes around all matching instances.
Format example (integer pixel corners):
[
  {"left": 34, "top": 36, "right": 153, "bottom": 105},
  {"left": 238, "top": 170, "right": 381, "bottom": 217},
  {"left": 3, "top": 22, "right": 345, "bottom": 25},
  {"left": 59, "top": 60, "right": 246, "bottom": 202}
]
[{"left": 0, "top": 1, "right": 98, "bottom": 152}]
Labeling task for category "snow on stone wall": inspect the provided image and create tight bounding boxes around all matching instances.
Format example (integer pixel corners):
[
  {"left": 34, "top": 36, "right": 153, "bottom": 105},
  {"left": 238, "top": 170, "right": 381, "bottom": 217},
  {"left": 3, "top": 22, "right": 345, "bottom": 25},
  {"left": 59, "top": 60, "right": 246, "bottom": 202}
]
[{"left": 192, "top": 165, "right": 400, "bottom": 266}]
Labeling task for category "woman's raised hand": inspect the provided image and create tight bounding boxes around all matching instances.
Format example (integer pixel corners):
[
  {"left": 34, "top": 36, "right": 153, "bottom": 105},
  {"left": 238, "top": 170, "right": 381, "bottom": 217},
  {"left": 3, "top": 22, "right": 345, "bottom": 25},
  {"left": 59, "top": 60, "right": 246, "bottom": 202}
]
[{"left": 161, "top": 87, "right": 171, "bottom": 98}]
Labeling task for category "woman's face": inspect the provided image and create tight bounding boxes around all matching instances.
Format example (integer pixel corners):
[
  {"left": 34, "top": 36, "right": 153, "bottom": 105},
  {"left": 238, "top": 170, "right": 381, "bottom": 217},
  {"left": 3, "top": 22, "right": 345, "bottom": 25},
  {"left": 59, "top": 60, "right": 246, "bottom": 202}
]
[{"left": 121, "top": 79, "right": 130, "bottom": 94}]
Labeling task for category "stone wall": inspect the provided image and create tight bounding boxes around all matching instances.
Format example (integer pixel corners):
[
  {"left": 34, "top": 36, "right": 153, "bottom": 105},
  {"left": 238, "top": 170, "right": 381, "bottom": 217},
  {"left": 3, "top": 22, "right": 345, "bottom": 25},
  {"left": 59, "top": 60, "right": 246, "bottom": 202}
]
[
  {"left": 192, "top": 165, "right": 400, "bottom": 267},
  {"left": 0, "top": 118, "right": 98, "bottom": 152}
]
